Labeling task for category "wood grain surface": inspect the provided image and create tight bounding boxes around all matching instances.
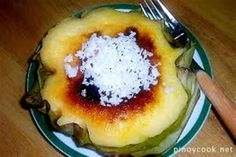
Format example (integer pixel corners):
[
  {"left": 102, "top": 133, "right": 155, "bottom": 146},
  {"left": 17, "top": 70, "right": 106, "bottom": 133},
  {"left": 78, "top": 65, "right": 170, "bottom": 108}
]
[{"left": 0, "top": 0, "right": 235, "bottom": 156}]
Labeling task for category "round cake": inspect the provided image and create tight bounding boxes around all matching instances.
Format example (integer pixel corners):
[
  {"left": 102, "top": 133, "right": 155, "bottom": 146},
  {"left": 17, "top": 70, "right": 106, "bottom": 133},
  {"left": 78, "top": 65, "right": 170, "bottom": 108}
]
[{"left": 25, "top": 7, "right": 200, "bottom": 156}]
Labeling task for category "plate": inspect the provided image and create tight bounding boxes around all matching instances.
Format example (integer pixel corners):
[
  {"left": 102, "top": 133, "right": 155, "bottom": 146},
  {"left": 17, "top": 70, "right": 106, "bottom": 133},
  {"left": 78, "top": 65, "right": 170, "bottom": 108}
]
[{"left": 26, "top": 3, "right": 212, "bottom": 157}]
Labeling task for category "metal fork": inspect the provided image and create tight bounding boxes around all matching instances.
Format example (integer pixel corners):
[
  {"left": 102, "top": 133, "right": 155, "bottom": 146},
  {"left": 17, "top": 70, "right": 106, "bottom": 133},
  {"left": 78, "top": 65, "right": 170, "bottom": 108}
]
[
  {"left": 140, "top": 0, "right": 189, "bottom": 47},
  {"left": 140, "top": 0, "right": 236, "bottom": 140}
]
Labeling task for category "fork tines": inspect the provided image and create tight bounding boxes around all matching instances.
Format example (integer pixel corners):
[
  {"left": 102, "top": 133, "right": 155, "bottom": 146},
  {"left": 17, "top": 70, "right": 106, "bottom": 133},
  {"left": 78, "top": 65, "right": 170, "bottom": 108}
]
[
  {"left": 140, "top": 0, "right": 177, "bottom": 24},
  {"left": 140, "top": 0, "right": 189, "bottom": 47}
]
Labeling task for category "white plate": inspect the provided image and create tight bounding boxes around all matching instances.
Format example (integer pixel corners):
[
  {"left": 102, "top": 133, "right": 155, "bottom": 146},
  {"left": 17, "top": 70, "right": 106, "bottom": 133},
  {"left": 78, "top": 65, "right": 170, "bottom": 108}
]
[{"left": 26, "top": 4, "right": 212, "bottom": 157}]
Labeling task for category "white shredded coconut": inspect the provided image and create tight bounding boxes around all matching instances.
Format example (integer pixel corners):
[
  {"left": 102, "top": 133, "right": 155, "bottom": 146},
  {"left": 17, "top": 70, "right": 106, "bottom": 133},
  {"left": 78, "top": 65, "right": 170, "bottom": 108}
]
[
  {"left": 81, "top": 89, "right": 87, "bottom": 97},
  {"left": 64, "top": 54, "right": 79, "bottom": 78},
  {"left": 64, "top": 64, "right": 78, "bottom": 78},
  {"left": 64, "top": 54, "right": 73, "bottom": 63},
  {"left": 64, "top": 31, "right": 160, "bottom": 106}
]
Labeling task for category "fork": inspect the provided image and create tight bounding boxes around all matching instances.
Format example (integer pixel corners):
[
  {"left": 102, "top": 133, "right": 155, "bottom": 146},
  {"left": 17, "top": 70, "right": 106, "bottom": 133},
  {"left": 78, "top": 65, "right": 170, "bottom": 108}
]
[
  {"left": 140, "top": 0, "right": 236, "bottom": 139},
  {"left": 140, "top": 0, "right": 189, "bottom": 48}
]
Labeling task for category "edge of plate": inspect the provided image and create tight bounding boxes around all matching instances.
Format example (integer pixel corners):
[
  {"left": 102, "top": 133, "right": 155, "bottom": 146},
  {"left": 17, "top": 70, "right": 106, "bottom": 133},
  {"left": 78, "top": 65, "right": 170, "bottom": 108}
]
[
  {"left": 26, "top": 3, "right": 212, "bottom": 157},
  {"left": 163, "top": 26, "right": 213, "bottom": 156}
]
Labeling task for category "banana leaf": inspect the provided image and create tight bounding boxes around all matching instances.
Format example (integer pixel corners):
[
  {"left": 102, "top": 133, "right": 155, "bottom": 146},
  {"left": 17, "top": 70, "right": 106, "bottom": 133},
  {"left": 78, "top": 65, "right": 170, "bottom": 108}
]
[
  {"left": 23, "top": 40, "right": 200, "bottom": 156},
  {"left": 22, "top": 6, "right": 201, "bottom": 156}
]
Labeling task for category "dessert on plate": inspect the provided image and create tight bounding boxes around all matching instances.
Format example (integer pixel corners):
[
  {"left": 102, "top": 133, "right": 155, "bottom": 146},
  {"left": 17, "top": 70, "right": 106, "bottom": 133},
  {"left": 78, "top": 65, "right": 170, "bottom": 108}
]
[{"left": 24, "top": 8, "right": 200, "bottom": 156}]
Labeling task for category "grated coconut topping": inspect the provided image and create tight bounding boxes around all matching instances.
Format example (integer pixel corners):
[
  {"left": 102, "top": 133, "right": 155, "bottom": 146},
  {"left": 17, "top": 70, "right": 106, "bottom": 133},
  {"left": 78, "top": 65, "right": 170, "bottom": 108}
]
[
  {"left": 64, "top": 31, "right": 160, "bottom": 106},
  {"left": 64, "top": 54, "right": 79, "bottom": 78}
]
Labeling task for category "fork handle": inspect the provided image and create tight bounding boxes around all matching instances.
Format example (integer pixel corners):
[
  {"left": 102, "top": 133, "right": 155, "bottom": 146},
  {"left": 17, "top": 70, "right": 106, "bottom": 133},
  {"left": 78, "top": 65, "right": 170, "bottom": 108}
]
[{"left": 196, "top": 70, "right": 236, "bottom": 140}]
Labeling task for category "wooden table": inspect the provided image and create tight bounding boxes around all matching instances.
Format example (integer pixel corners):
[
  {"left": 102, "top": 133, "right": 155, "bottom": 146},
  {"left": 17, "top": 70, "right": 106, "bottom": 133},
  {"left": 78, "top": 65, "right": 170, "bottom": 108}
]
[{"left": 0, "top": 0, "right": 235, "bottom": 156}]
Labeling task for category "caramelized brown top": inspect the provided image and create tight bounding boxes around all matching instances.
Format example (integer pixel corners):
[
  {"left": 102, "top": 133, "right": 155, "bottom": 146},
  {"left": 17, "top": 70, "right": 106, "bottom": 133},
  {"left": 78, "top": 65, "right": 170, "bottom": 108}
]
[{"left": 64, "top": 27, "right": 162, "bottom": 121}]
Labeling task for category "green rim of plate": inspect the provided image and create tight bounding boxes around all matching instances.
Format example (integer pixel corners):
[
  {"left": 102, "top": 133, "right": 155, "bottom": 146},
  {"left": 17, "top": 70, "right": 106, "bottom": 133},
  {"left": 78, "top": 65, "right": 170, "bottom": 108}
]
[{"left": 26, "top": 3, "right": 212, "bottom": 157}]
